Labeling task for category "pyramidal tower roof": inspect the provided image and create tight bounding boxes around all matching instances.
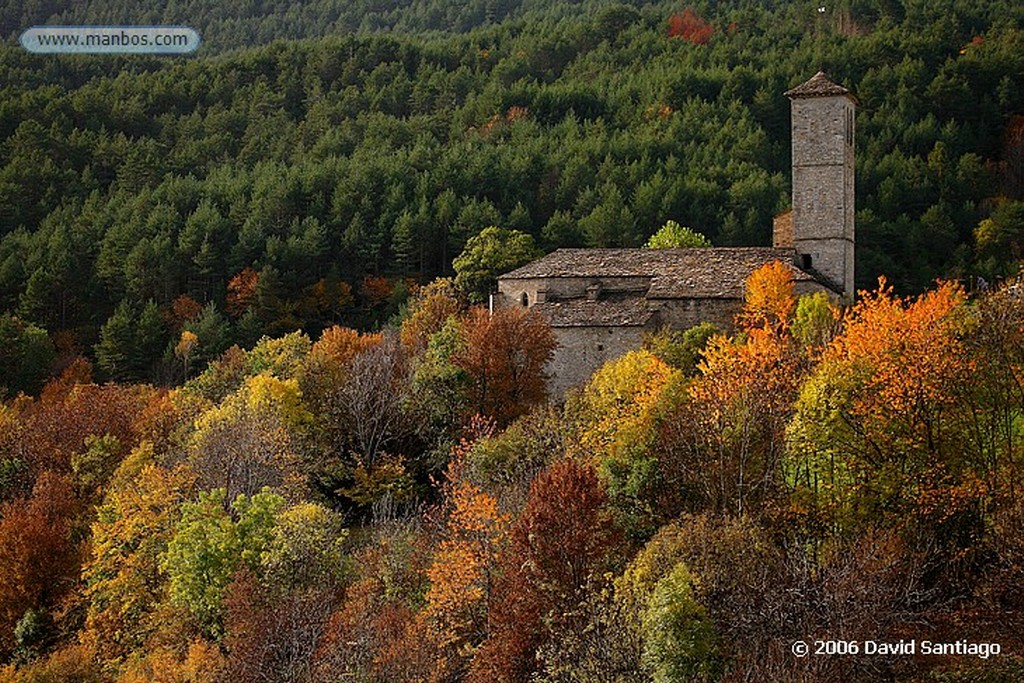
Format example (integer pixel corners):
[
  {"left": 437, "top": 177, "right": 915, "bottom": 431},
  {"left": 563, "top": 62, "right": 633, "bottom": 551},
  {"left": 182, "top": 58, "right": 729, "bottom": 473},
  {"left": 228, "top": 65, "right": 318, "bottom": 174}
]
[{"left": 784, "top": 71, "right": 852, "bottom": 99}]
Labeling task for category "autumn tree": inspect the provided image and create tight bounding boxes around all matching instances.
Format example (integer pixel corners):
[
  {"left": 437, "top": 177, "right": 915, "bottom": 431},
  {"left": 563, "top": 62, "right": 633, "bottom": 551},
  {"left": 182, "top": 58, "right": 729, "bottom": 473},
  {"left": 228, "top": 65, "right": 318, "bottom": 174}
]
[
  {"left": 333, "top": 334, "right": 412, "bottom": 467},
  {"left": 657, "top": 261, "right": 802, "bottom": 517},
  {"left": 420, "top": 424, "right": 510, "bottom": 680},
  {"left": 4, "top": 381, "right": 154, "bottom": 483},
  {"left": 787, "top": 280, "right": 981, "bottom": 550},
  {"left": 220, "top": 569, "right": 336, "bottom": 683},
  {"left": 668, "top": 8, "right": 714, "bottom": 44},
  {"left": 470, "top": 458, "right": 622, "bottom": 682},
  {"left": 670, "top": 327, "right": 799, "bottom": 517},
  {"left": 310, "top": 325, "right": 383, "bottom": 367},
  {"left": 220, "top": 503, "right": 347, "bottom": 683},
  {"left": 454, "top": 306, "right": 557, "bottom": 427},
  {"left": 81, "top": 445, "right": 195, "bottom": 662},
  {"left": 311, "top": 529, "right": 432, "bottom": 682},
  {"left": 0, "top": 472, "right": 81, "bottom": 655},
  {"left": 188, "top": 373, "right": 309, "bottom": 503},
  {"left": 226, "top": 267, "right": 260, "bottom": 318},
  {"left": 736, "top": 260, "right": 797, "bottom": 333},
  {"left": 260, "top": 502, "right": 348, "bottom": 592}
]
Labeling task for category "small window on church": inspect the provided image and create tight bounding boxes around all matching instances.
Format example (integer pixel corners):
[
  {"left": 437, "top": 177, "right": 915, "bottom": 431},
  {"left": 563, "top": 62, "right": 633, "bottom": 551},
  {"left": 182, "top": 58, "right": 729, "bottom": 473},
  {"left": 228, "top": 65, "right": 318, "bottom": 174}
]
[
  {"left": 521, "top": 292, "right": 529, "bottom": 307},
  {"left": 801, "top": 253, "right": 813, "bottom": 270}
]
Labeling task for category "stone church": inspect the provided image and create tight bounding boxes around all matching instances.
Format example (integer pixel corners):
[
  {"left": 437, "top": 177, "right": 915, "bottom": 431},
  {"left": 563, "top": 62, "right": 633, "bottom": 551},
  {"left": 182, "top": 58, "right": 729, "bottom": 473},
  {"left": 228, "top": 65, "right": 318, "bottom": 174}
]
[{"left": 496, "top": 72, "right": 857, "bottom": 396}]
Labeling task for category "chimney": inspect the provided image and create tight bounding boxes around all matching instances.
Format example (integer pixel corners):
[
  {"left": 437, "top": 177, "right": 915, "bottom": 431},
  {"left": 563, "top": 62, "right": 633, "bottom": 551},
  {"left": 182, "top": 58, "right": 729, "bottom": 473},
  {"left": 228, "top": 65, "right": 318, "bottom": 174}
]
[{"left": 773, "top": 209, "right": 794, "bottom": 248}]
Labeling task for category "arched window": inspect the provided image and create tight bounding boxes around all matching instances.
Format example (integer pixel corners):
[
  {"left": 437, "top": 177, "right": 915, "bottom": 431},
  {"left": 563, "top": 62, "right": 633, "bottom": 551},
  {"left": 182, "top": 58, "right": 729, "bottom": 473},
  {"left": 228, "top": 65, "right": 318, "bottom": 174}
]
[{"left": 521, "top": 292, "right": 529, "bottom": 307}]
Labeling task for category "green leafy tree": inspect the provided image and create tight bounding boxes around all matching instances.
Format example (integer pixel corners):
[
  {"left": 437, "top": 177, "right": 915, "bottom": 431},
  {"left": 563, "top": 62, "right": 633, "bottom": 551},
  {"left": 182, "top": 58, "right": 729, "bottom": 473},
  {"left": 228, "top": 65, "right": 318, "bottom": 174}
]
[
  {"left": 453, "top": 226, "right": 542, "bottom": 303},
  {"left": 0, "top": 314, "right": 54, "bottom": 398},
  {"left": 644, "top": 220, "right": 712, "bottom": 249},
  {"left": 161, "top": 487, "right": 283, "bottom": 638},
  {"left": 641, "top": 563, "right": 720, "bottom": 683}
]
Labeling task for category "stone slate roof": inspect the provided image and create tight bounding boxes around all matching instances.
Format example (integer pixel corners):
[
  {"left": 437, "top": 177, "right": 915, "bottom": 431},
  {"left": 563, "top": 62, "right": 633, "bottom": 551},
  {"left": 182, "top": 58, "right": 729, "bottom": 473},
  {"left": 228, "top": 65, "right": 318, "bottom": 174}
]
[
  {"left": 499, "top": 247, "right": 828, "bottom": 299},
  {"left": 784, "top": 71, "right": 851, "bottom": 99},
  {"left": 532, "top": 297, "right": 655, "bottom": 327},
  {"left": 501, "top": 248, "right": 679, "bottom": 279}
]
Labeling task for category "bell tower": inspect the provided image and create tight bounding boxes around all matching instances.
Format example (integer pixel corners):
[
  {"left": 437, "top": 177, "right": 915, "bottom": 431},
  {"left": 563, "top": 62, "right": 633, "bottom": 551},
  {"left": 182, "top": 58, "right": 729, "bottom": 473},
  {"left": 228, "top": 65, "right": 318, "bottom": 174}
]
[{"left": 784, "top": 71, "right": 855, "bottom": 299}]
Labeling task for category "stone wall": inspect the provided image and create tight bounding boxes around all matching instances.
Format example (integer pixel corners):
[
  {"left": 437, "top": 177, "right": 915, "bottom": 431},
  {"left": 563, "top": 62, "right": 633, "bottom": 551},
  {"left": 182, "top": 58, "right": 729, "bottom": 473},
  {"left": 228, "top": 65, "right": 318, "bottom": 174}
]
[
  {"left": 497, "top": 275, "right": 650, "bottom": 308},
  {"left": 653, "top": 297, "right": 739, "bottom": 331},
  {"left": 545, "top": 325, "right": 650, "bottom": 398}
]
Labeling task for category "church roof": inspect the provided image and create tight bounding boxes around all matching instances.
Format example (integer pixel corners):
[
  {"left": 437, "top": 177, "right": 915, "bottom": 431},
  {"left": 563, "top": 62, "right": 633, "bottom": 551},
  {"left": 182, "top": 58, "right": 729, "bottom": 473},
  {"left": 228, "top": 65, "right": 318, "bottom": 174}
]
[
  {"left": 784, "top": 71, "right": 852, "bottom": 99},
  {"left": 532, "top": 296, "right": 655, "bottom": 327},
  {"left": 499, "top": 247, "right": 827, "bottom": 299}
]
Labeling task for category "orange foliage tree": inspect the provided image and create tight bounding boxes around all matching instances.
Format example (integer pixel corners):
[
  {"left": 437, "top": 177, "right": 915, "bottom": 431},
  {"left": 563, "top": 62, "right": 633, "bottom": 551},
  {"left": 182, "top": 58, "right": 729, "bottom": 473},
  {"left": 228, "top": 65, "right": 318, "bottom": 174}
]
[
  {"left": 736, "top": 260, "right": 797, "bottom": 333},
  {"left": 453, "top": 306, "right": 557, "bottom": 427},
  {"left": 310, "top": 326, "right": 383, "bottom": 367},
  {"left": 0, "top": 472, "right": 81, "bottom": 654},
  {"left": 788, "top": 279, "right": 980, "bottom": 543},
  {"left": 420, "top": 422, "right": 509, "bottom": 680},
  {"left": 662, "top": 262, "right": 802, "bottom": 516}
]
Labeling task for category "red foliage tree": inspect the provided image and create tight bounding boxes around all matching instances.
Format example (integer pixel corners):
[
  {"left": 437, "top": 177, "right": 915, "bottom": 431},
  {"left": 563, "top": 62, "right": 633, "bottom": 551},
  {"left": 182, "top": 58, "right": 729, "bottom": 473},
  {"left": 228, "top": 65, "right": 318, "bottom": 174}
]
[
  {"left": 221, "top": 570, "right": 336, "bottom": 683},
  {"left": 361, "top": 276, "right": 394, "bottom": 307},
  {"left": 0, "top": 472, "right": 81, "bottom": 653},
  {"left": 469, "top": 458, "right": 622, "bottom": 682},
  {"left": 668, "top": 8, "right": 714, "bottom": 44},
  {"left": 169, "top": 294, "right": 203, "bottom": 330},
  {"left": 7, "top": 381, "right": 155, "bottom": 481},
  {"left": 226, "top": 267, "right": 260, "bottom": 318}
]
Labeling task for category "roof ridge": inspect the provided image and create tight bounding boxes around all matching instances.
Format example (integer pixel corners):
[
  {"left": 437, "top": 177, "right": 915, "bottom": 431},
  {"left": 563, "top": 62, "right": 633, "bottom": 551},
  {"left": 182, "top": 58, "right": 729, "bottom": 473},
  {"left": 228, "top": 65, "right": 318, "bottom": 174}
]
[{"left": 784, "top": 71, "right": 853, "bottom": 99}]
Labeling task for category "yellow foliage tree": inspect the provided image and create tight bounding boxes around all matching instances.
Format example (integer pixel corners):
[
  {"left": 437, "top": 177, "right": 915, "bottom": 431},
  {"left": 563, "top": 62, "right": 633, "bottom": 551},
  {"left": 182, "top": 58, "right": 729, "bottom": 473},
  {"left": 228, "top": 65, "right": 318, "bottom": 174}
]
[
  {"left": 567, "top": 349, "right": 684, "bottom": 536},
  {"left": 189, "top": 374, "right": 311, "bottom": 501},
  {"left": 81, "top": 443, "right": 196, "bottom": 664}
]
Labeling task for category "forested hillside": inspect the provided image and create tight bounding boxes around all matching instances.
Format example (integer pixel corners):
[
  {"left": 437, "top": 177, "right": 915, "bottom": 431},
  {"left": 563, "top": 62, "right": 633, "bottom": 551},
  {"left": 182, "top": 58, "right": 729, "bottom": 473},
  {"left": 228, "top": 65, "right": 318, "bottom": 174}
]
[
  {"left": 1, "top": 0, "right": 1023, "bottom": 388},
  {"left": 3, "top": 2, "right": 1024, "bottom": 680},
  {"left": 3, "top": 266, "right": 1024, "bottom": 681},
  {"left": 2, "top": 0, "right": 1024, "bottom": 389}
]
